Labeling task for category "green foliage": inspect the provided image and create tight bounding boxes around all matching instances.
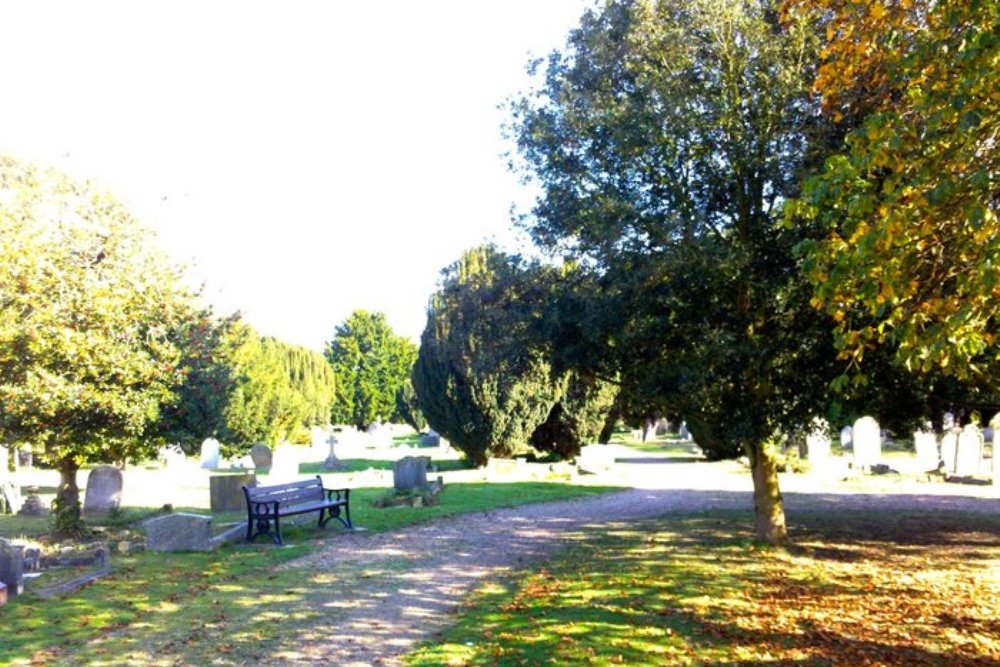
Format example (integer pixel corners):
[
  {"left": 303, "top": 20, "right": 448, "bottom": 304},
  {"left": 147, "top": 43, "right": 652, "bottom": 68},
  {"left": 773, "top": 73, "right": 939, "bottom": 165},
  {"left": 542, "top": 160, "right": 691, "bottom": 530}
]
[
  {"left": 788, "top": 0, "right": 1000, "bottom": 382},
  {"left": 0, "top": 155, "right": 195, "bottom": 532},
  {"left": 394, "top": 378, "right": 427, "bottom": 432},
  {"left": 509, "top": 0, "right": 837, "bottom": 540},
  {"left": 159, "top": 310, "right": 241, "bottom": 455},
  {"left": 530, "top": 371, "right": 617, "bottom": 459},
  {"left": 413, "top": 247, "right": 564, "bottom": 466},
  {"left": 325, "top": 310, "right": 417, "bottom": 429}
]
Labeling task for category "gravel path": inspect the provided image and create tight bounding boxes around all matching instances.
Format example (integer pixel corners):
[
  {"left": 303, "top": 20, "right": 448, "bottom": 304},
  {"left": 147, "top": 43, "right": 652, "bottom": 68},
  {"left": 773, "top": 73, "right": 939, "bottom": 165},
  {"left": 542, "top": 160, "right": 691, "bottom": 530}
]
[{"left": 270, "top": 459, "right": 1000, "bottom": 667}]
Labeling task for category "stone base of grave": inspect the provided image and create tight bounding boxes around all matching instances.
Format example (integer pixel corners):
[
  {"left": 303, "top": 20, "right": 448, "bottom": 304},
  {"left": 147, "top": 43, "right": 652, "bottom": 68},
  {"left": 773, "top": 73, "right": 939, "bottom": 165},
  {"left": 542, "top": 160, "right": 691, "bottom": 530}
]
[{"left": 371, "top": 478, "right": 444, "bottom": 508}]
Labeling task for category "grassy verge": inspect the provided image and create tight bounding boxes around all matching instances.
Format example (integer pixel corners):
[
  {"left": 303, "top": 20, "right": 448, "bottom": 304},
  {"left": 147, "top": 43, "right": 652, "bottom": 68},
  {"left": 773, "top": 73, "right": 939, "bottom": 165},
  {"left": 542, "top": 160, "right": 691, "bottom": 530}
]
[
  {"left": 406, "top": 510, "right": 1000, "bottom": 667},
  {"left": 0, "top": 481, "right": 620, "bottom": 666}
]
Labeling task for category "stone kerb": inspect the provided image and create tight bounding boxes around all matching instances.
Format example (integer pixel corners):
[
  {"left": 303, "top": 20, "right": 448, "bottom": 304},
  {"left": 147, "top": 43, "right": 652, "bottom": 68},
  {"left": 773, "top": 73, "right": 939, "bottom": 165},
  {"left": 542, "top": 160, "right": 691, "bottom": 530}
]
[{"left": 83, "top": 465, "right": 124, "bottom": 516}]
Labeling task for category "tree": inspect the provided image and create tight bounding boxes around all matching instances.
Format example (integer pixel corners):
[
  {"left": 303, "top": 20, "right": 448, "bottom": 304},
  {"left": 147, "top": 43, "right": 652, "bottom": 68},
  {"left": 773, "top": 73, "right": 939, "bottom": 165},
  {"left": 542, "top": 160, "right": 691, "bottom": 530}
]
[
  {"left": 159, "top": 309, "right": 242, "bottom": 454},
  {"left": 785, "top": 0, "right": 1000, "bottom": 382},
  {"left": 325, "top": 310, "right": 416, "bottom": 430},
  {"left": 510, "top": 0, "right": 834, "bottom": 542},
  {"left": 395, "top": 379, "right": 427, "bottom": 433},
  {"left": 0, "top": 155, "right": 194, "bottom": 535},
  {"left": 530, "top": 371, "right": 617, "bottom": 459},
  {"left": 413, "top": 247, "right": 564, "bottom": 466}
]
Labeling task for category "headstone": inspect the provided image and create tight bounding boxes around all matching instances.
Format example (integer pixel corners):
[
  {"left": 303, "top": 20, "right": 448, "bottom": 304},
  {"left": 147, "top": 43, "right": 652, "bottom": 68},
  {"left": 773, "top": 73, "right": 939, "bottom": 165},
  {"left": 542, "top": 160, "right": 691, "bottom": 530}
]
[
  {"left": 577, "top": 444, "right": 615, "bottom": 474},
  {"left": 83, "top": 465, "right": 124, "bottom": 516},
  {"left": 942, "top": 411, "right": 955, "bottom": 432},
  {"left": 840, "top": 425, "right": 853, "bottom": 450},
  {"left": 955, "top": 424, "right": 984, "bottom": 476},
  {"left": 984, "top": 426, "right": 994, "bottom": 444},
  {"left": 420, "top": 431, "right": 441, "bottom": 448},
  {"left": 852, "top": 416, "right": 881, "bottom": 469},
  {"left": 15, "top": 447, "right": 31, "bottom": 469},
  {"left": 250, "top": 443, "right": 273, "bottom": 470},
  {"left": 17, "top": 489, "right": 45, "bottom": 516},
  {"left": 913, "top": 430, "right": 939, "bottom": 471},
  {"left": 0, "top": 539, "right": 24, "bottom": 599},
  {"left": 805, "top": 417, "right": 831, "bottom": 461},
  {"left": 991, "top": 413, "right": 1000, "bottom": 486},
  {"left": 209, "top": 473, "right": 256, "bottom": 513},
  {"left": 144, "top": 513, "right": 213, "bottom": 552},
  {"left": 393, "top": 456, "right": 429, "bottom": 492},
  {"left": 940, "top": 430, "right": 959, "bottom": 474},
  {"left": 1, "top": 479, "right": 22, "bottom": 515},
  {"left": 200, "top": 438, "right": 221, "bottom": 469},
  {"left": 678, "top": 422, "right": 692, "bottom": 441}
]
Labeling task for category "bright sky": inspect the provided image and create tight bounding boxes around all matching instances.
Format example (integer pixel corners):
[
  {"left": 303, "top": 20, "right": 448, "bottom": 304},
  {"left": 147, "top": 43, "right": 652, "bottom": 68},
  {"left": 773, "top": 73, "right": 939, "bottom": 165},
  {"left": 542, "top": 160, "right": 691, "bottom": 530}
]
[{"left": 0, "top": 1, "right": 591, "bottom": 349}]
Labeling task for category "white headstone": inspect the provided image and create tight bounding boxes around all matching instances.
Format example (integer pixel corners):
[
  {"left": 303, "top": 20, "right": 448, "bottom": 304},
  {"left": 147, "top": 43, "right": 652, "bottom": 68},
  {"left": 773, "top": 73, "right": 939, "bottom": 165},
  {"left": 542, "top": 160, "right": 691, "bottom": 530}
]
[
  {"left": 955, "top": 424, "right": 984, "bottom": 476},
  {"left": 913, "top": 430, "right": 939, "bottom": 471},
  {"left": 840, "top": 425, "right": 853, "bottom": 449},
  {"left": 678, "top": 422, "right": 692, "bottom": 441},
  {"left": 852, "top": 416, "right": 881, "bottom": 468},
  {"left": 199, "top": 439, "right": 221, "bottom": 469},
  {"left": 805, "top": 418, "right": 831, "bottom": 461},
  {"left": 940, "top": 430, "right": 959, "bottom": 473}
]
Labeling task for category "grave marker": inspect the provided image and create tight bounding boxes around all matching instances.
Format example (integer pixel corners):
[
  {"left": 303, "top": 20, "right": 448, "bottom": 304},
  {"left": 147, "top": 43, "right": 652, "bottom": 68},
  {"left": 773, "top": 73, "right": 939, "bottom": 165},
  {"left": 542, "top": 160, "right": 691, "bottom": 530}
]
[
  {"left": 852, "top": 416, "right": 881, "bottom": 469},
  {"left": 83, "top": 465, "right": 123, "bottom": 516}
]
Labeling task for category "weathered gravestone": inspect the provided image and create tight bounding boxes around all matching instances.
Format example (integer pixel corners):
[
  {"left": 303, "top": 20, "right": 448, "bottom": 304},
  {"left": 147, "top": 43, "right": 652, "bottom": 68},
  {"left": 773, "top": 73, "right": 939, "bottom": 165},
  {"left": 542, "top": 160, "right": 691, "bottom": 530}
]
[
  {"left": 940, "top": 430, "right": 959, "bottom": 474},
  {"left": 393, "top": 456, "right": 429, "bottom": 492},
  {"left": 83, "top": 465, "right": 123, "bottom": 516},
  {"left": 209, "top": 472, "right": 256, "bottom": 513},
  {"left": 200, "top": 438, "right": 221, "bottom": 469},
  {"left": 840, "top": 425, "right": 853, "bottom": 450},
  {"left": 250, "top": 443, "right": 273, "bottom": 470},
  {"left": 420, "top": 431, "right": 441, "bottom": 448},
  {"left": 955, "top": 424, "right": 984, "bottom": 476},
  {"left": 805, "top": 418, "right": 831, "bottom": 461},
  {"left": 0, "top": 538, "right": 24, "bottom": 599},
  {"left": 852, "top": 417, "right": 881, "bottom": 469},
  {"left": 144, "top": 513, "right": 213, "bottom": 552},
  {"left": 991, "top": 413, "right": 1000, "bottom": 486},
  {"left": 913, "top": 429, "right": 940, "bottom": 471}
]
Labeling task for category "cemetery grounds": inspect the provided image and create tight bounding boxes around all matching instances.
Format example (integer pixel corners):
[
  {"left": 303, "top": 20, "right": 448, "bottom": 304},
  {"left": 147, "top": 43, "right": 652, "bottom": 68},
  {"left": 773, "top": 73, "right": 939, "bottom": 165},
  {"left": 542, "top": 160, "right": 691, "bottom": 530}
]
[{"left": 0, "top": 431, "right": 997, "bottom": 666}]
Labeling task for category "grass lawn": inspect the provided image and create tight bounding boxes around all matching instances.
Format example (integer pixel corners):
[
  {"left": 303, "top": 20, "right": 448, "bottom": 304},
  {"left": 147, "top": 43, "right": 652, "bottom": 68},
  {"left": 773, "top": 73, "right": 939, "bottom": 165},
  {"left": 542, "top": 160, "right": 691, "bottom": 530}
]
[
  {"left": 0, "top": 480, "right": 620, "bottom": 666},
  {"left": 406, "top": 510, "right": 1000, "bottom": 667}
]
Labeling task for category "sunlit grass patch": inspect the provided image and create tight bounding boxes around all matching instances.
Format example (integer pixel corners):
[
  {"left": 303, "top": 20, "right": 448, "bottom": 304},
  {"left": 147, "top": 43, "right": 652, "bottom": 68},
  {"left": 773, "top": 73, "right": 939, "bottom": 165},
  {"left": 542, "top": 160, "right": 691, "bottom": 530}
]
[{"left": 406, "top": 510, "right": 1000, "bottom": 667}]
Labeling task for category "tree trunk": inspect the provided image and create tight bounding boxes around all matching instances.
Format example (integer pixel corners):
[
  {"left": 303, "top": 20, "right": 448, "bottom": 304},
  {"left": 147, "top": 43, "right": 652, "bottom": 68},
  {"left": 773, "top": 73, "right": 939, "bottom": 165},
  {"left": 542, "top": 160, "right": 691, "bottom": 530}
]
[
  {"left": 747, "top": 440, "right": 787, "bottom": 544},
  {"left": 54, "top": 457, "right": 84, "bottom": 537}
]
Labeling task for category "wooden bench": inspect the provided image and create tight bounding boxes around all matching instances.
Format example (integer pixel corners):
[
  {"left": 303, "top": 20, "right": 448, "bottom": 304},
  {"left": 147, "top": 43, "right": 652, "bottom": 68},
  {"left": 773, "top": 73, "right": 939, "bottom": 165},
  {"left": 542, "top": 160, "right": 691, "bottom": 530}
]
[{"left": 242, "top": 476, "right": 352, "bottom": 545}]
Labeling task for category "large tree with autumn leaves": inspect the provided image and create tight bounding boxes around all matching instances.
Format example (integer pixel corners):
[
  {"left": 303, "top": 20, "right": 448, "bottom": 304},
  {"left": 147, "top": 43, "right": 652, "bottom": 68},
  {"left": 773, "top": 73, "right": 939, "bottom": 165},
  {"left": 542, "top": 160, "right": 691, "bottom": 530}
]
[{"left": 785, "top": 0, "right": 999, "bottom": 384}]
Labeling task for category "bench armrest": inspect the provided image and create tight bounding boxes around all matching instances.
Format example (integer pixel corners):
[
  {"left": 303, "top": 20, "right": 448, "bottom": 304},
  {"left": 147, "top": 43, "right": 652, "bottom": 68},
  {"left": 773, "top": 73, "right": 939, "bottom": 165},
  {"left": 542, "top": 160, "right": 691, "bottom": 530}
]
[
  {"left": 324, "top": 488, "right": 350, "bottom": 503},
  {"left": 248, "top": 499, "right": 280, "bottom": 516}
]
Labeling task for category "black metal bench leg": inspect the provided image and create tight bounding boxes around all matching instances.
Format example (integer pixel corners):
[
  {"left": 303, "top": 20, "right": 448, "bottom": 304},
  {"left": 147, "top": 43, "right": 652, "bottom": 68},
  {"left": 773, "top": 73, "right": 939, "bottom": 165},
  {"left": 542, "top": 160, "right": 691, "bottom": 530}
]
[{"left": 273, "top": 514, "right": 283, "bottom": 546}]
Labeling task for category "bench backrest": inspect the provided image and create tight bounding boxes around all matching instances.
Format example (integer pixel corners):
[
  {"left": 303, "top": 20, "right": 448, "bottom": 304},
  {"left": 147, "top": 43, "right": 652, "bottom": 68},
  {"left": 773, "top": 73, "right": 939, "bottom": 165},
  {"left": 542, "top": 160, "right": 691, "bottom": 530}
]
[{"left": 244, "top": 476, "right": 324, "bottom": 507}]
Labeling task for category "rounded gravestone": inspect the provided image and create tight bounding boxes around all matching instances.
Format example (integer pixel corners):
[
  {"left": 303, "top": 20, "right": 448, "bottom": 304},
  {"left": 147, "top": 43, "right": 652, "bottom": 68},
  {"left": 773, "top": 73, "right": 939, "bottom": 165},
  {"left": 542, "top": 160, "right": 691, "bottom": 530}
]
[
  {"left": 250, "top": 443, "right": 273, "bottom": 470},
  {"left": 83, "top": 465, "right": 123, "bottom": 516},
  {"left": 852, "top": 417, "right": 881, "bottom": 469},
  {"left": 200, "top": 438, "right": 221, "bottom": 469},
  {"left": 393, "top": 456, "right": 429, "bottom": 492}
]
